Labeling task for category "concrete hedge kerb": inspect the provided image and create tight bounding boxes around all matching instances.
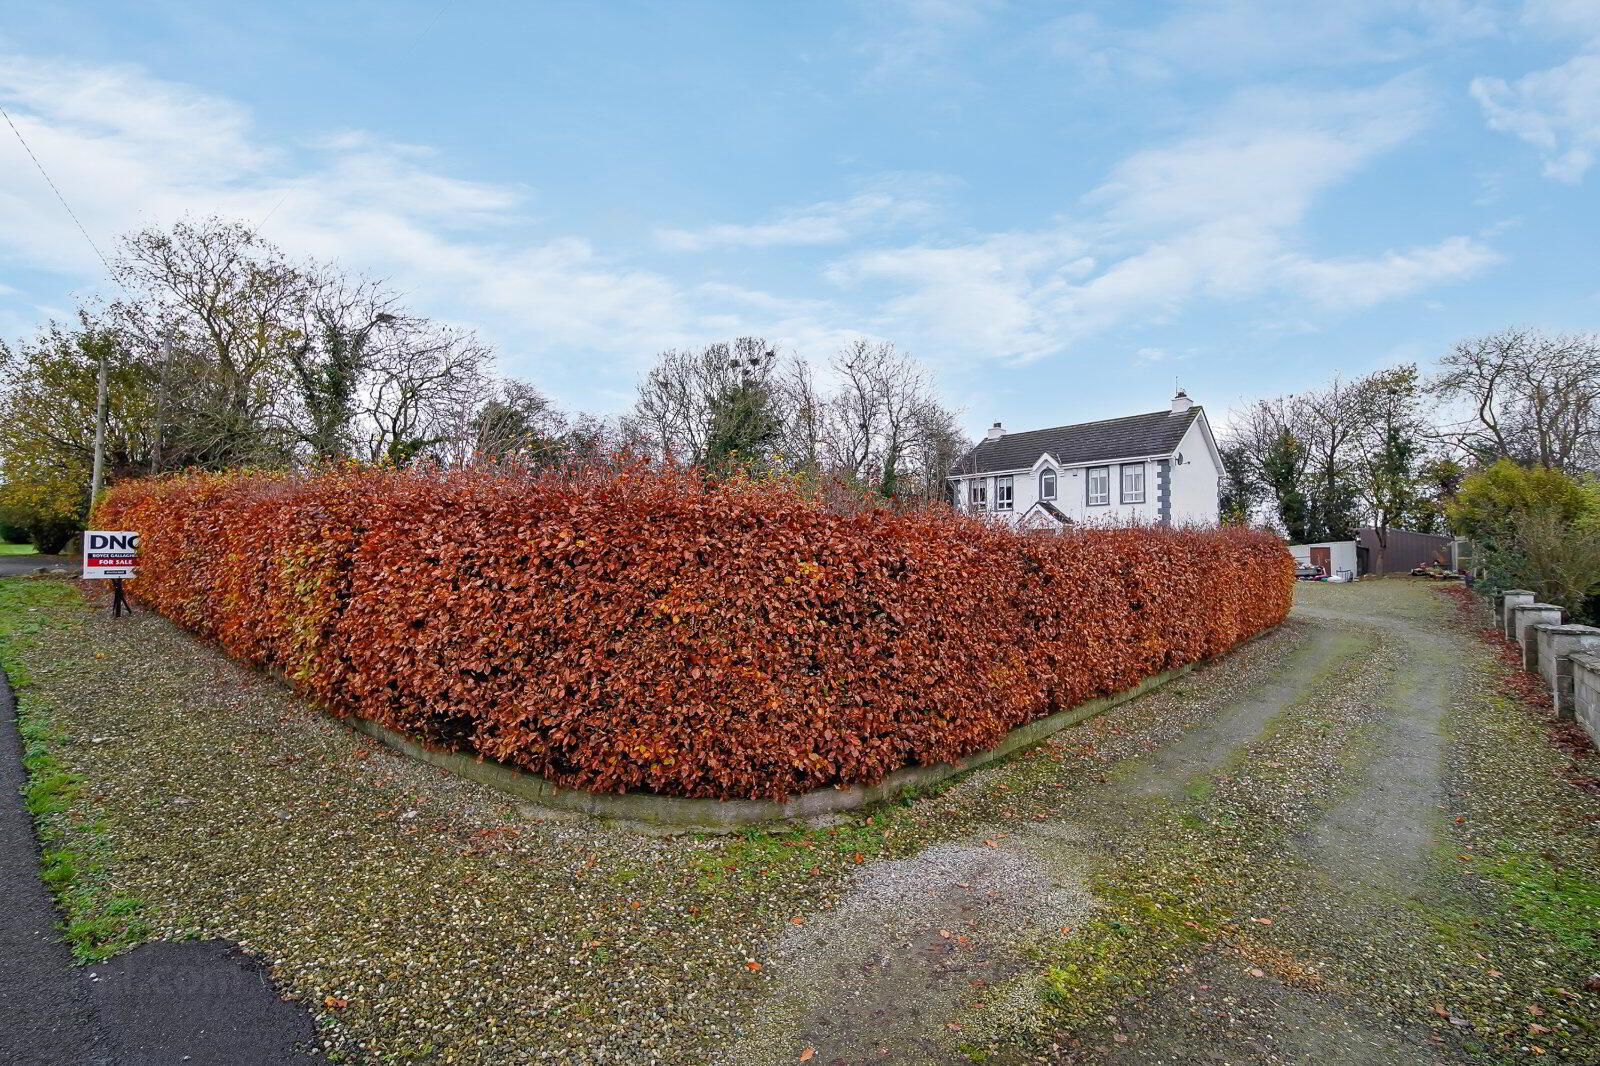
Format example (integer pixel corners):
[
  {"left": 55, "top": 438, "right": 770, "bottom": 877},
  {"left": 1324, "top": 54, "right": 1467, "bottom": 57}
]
[
  {"left": 94, "top": 463, "right": 1293, "bottom": 806},
  {"left": 336, "top": 656, "right": 1207, "bottom": 831}
]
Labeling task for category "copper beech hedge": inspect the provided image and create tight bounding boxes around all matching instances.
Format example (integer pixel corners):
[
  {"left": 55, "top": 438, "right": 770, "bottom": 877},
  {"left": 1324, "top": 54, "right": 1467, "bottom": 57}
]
[{"left": 94, "top": 465, "right": 1293, "bottom": 801}]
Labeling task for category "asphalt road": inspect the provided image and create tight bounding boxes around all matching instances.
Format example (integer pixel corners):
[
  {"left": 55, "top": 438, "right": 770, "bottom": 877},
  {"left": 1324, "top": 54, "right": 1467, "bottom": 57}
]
[
  {"left": 0, "top": 665, "right": 327, "bottom": 1066},
  {"left": 0, "top": 554, "right": 73, "bottom": 577}
]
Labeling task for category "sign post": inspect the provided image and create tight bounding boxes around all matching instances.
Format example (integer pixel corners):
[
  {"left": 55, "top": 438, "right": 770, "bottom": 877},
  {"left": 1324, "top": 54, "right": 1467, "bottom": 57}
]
[{"left": 82, "top": 530, "right": 139, "bottom": 617}]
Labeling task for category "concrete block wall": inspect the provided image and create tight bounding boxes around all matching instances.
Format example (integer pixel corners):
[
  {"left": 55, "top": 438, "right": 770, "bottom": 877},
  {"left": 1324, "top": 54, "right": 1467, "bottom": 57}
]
[
  {"left": 1501, "top": 590, "right": 1534, "bottom": 638},
  {"left": 1516, "top": 606, "right": 1564, "bottom": 670},
  {"left": 1536, "top": 624, "right": 1598, "bottom": 700},
  {"left": 1516, "top": 619, "right": 1600, "bottom": 745},
  {"left": 1570, "top": 652, "right": 1600, "bottom": 747}
]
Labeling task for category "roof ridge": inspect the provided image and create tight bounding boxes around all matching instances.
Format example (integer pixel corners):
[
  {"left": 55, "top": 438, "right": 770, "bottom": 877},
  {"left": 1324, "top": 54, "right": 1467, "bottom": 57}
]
[
  {"left": 984, "top": 405, "right": 1198, "bottom": 440},
  {"left": 953, "top": 405, "right": 1202, "bottom": 476}
]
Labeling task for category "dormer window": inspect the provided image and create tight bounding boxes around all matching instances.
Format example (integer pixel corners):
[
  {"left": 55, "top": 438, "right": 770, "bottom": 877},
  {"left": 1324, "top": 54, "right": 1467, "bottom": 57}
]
[{"left": 1040, "top": 468, "right": 1056, "bottom": 501}]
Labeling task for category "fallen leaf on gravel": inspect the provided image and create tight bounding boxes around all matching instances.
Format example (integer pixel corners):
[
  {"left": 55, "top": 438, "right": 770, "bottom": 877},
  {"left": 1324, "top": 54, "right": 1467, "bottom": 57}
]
[
  {"left": 746, "top": 961, "right": 763, "bottom": 971},
  {"left": 852, "top": 853, "right": 864, "bottom": 863},
  {"left": 1248, "top": 968, "right": 1265, "bottom": 978},
  {"left": 982, "top": 839, "right": 998, "bottom": 848},
  {"left": 1528, "top": 1004, "right": 1546, "bottom": 1016},
  {"left": 323, "top": 995, "right": 349, "bottom": 1009},
  {"left": 789, "top": 917, "right": 805, "bottom": 925},
  {"left": 938, "top": 929, "right": 951, "bottom": 938},
  {"left": 798, "top": 1049, "right": 815, "bottom": 1062}
]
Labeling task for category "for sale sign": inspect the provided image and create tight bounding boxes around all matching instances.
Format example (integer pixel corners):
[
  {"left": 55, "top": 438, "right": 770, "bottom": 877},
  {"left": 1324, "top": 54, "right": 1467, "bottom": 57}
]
[{"left": 83, "top": 530, "right": 139, "bottom": 579}]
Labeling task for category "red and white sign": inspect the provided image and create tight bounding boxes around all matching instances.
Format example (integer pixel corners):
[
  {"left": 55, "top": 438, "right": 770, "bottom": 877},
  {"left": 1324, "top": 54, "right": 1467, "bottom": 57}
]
[{"left": 83, "top": 530, "right": 139, "bottom": 579}]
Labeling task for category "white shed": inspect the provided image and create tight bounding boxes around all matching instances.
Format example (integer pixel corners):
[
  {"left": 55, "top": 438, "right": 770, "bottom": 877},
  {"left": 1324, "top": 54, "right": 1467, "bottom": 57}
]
[{"left": 1288, "top": 540, "right": 1358, "bottom": 580}]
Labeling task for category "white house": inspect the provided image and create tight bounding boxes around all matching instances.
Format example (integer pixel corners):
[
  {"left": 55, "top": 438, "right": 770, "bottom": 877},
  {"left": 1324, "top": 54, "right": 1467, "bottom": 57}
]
[{"left": 948, "top": 391, "right": 1222, "bottom": 529}]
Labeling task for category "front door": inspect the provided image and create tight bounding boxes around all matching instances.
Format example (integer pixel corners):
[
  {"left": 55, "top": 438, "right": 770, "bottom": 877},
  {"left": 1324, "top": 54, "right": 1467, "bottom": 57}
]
[{"left": 1310, "top": 546, "right": 1332, "bottom": 575}]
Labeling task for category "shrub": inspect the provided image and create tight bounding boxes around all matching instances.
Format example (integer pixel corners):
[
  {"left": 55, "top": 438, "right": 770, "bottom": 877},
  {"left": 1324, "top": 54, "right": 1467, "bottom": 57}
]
[
  {"left": 94, "top": 464, "right": 1293, "bottom": 801},
  {"left": 29, "top": 516, "right": 79, "bottom": 555}
]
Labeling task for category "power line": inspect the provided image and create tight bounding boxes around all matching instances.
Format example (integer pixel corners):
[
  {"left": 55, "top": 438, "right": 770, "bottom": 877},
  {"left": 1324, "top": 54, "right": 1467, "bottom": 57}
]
[{"left": 1, "top": 103, "right": 115, "bottom": 277}]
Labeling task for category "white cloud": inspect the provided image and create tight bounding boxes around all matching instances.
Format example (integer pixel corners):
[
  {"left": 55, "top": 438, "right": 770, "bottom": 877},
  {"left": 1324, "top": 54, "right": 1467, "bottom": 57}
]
[
  {"left": 829, "top": 80, "right": 1496, "bottom": 361},
  {"left": 1277, "top": 235, "right": 1501, "bottom": 307},
  {"left": 1046, "top": 0, "right": 1500, "bottom": 81},
  {"left": 857, "top": 0, "right": 1002, "bottom": 79},
  {"left": 1472, "top": 52, "right": 1600, "bottom": 181},
  {"left": 655, "top": 174, "right": 949, "bottom": 251},
  {"left": 0, "top": 53, "right": 857, "bottom": 401},
  {"left": 1466, "top": 0, "right": 1600, "bottom": 182},
  {"left": 0, "top": 48, "right": 1506, "bottom": 403}
]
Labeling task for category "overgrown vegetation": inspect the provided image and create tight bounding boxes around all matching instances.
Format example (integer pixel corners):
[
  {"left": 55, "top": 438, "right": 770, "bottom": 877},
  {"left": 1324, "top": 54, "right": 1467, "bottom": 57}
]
[{"left": 1449, "top": 459, "right": 1600, "bottom": 621}]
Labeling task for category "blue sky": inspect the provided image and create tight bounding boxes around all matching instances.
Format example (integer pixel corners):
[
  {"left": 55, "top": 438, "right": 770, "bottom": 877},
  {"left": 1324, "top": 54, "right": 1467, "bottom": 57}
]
[{"left": 2, "top": 1, "right": 1596, "bottom": 435}]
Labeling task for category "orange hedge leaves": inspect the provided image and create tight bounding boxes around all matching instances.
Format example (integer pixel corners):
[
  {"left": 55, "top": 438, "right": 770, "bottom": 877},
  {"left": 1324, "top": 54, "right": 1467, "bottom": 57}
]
[{"left": 94, "top": 465, "right": 1293, "bottom": 801}]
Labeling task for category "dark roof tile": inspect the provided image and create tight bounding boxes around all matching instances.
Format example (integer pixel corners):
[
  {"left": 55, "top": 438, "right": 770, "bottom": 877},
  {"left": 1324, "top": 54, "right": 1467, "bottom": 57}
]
[{"left": 953, "top": 408, "right": 1201, "bottom": 475}]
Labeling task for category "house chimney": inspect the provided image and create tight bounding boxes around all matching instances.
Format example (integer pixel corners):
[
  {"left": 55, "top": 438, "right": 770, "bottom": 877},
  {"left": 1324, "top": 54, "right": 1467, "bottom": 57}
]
[
  {"left": 1170, "top": 389, "right": 1193, "bottom": 415},
  {"left": 986, "top": 421, "right": 1005, "bottom": 440}
]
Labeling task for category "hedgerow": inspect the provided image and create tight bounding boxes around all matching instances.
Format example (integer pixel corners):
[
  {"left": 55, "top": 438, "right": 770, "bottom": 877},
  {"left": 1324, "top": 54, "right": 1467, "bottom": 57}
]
[{"left": 93, "top": 464, "right": 1292, "bottom": 801}]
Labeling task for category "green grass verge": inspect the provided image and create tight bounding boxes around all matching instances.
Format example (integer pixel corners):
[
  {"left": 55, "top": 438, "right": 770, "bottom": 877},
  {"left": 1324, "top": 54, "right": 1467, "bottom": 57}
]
[
  {"left": 0, "top": 578, "right": 150, "bottom": 962},
  {"left": 0, "top": 542, "right": 40, "bottom": 555}
]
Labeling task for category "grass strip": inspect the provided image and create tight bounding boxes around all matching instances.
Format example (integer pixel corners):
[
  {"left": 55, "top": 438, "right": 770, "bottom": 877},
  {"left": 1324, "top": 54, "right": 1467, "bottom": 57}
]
[{"left": 0, "top": 578, "right": 150, "bottom": 962}]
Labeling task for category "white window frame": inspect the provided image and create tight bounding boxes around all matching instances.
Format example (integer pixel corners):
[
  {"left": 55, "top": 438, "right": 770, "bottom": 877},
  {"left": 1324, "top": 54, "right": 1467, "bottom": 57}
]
[
  {"left": 1040, "top": 468, "right": 1056, "bottom": 501},
  {"left": 1086, "top": 466, "right": 1110, "bottom": 507},
  {"left": 995, "top": 475, "right": 1014, "bottom": 511},
  {"left": 969, "top": 478, "right": 987, "bottom": 511},
  {"left": 1121, "top": 464, "right": 1146, "bottom": 504}
]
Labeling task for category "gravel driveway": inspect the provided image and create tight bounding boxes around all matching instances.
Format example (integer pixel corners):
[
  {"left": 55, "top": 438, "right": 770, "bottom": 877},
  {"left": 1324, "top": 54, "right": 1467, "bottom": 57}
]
[{"left": 1, "top": 576, "right": 1595, "bottom": 1065}]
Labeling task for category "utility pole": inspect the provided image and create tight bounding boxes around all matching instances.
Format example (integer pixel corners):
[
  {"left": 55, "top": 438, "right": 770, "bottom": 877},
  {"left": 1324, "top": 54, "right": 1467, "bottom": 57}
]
[
  {"left": 89, "top": 348, "right": 108, "bottom": 506},
  {"left": 150, "top": 329, "right": 173, "bottom": 474}
]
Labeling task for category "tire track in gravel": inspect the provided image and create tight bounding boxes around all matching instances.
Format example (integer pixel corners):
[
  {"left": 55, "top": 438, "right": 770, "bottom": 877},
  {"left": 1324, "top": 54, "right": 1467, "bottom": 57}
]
[
  {"left": 1079, "top": 588, "right": 1474, "bottom": 1066},
  {"left": 1292, "top": 600, "right": 1457, "bottom": 891},
  {"left": 727, "top": 619, "right": 1380, "bottom": 1066},
  {"left": 1116, "top": 627, "right": 1371, "bottom": 801}
]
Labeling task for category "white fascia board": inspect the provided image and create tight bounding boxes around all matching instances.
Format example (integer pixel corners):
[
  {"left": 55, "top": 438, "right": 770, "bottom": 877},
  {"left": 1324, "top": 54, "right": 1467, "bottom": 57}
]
[
  {"left": 949, "top": 452, "right": 1176, "bottom": 479},
  {"left": 1188, "top": 410, "right": 1224, "bottom": 470}
]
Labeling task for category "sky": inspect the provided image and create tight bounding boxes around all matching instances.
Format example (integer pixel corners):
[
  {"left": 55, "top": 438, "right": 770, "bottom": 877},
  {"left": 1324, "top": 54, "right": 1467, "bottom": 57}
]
[{"left": 1, "top": 0, "right": 1597, "bottom": 435}]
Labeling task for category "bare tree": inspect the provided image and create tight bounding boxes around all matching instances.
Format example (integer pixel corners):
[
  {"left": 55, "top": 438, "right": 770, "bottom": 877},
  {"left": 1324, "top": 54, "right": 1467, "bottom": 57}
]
[
  {"left": 357, "top": 324, "right": 494, "bottom": 465},
  {"left": 1432, "top": 329, "right": 1600, "bottom": 473},
  {"left": 1348, "top": 365, "right": 1425, "bottom": 574},
  {"left": 108, "top": 217, "right": 305, "bottom": 468},
  {"left": 1222, "top": 379, "right": 1368, "bottom": 540},
  {"left": 816, "top": 340, "right": 960, "bottom": 497},
  {"left": 628, "top": 338, "right": 775, "bottom": 465}
]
